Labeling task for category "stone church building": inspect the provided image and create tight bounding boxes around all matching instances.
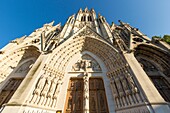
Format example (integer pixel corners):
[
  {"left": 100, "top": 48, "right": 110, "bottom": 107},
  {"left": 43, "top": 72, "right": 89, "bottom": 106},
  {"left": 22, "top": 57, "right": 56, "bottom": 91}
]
[{"left": 0, "top": 8, "right": 170, "bottom": 113}]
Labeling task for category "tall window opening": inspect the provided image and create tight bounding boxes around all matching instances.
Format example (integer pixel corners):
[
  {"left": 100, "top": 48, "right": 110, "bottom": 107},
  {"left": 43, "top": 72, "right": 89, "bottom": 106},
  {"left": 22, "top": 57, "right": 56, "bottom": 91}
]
[
  {"left": 138, "top": 58, "right": 170, "bottom": 102},
  {"left": 0, "top": 78, "right": 23, "bottom": 107}
]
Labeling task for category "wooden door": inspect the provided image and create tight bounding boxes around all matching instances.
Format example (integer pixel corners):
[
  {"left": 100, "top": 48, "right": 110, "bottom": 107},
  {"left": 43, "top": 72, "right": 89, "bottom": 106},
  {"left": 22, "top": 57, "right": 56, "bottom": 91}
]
[
  {"left": 89, "top": 78, "right": 109, "bottom": 113},
  {"left": 64, "top": 78, "right": 84, "bottom": 113}
]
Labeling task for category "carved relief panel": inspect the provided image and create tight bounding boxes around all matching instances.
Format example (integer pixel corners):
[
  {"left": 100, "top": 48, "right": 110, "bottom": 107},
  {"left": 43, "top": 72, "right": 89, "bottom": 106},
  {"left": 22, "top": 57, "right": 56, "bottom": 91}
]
[{"left": 71, "top": 54, "right": 101, "bottom": 72}]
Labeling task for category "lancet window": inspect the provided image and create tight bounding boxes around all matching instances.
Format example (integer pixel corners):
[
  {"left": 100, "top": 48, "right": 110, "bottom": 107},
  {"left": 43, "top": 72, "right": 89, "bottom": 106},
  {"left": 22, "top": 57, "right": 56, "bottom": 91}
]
[{"left": 138, "top": 58, "right": 170, "bottom": 102}]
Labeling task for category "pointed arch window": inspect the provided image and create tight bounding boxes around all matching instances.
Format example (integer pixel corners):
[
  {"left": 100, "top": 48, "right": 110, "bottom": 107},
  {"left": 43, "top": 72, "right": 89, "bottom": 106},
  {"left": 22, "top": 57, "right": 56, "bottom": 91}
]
[
  {"left": 0, "top": 78, "right": 23, "bottom": 107},
  {"left": 81, "top": 16, "right": 83, "bottom": 21},
  {"left": 88, "top": 16, "right": 92, "bottom": 22},
  {"left": 137, "top": 58, "right": 170, "bottom": 102},
  {"left": 83, "top": 15, "right": 86, "bottom": 21},
  {"left": 81, "top": 15, "right": 86, "bottom": 22}
]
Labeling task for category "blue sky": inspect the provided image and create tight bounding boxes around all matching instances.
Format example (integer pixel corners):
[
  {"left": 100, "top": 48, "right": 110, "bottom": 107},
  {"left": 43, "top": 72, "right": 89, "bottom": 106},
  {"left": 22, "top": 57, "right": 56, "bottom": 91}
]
[{"left": 0, "top": 0, "right": 170, "bottom": 49}]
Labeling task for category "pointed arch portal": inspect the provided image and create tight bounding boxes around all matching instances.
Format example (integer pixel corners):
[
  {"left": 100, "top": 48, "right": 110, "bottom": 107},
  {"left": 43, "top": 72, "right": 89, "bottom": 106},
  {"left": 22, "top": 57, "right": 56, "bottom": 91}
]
[
  {"left": 44, "top": 33, "right": 121, "bottom": 112},
  {"left": 27, "top": 28, "right": 146, "bottom": 113},
  {"left": 63, "top": 53, "right": 109, "bottom": 113}
]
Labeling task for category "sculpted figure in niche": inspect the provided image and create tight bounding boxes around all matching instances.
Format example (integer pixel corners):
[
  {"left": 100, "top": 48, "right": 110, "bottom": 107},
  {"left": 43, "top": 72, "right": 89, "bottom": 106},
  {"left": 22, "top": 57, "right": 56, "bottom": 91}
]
[
  {"left": 30, "top": 73, "right": 47, "bottom": 103},
  {"left": 83, "top": 73, "right": 89, "bottom": 94},
  {"left": 51, "top": 78, "right": 63, "bottom": 107},
  {"left": 83, "top": 72, "right": 89, "bottom": 111},
  {"left": 47, "top": 77, "right": 58, "bottom": 98},
  {"left": 53, "top": 78, "right": 62, "bottom": 99},
  {"left": 34, "top": 74, "right": 47, "bottom": 95},
  {"left": 41, "top": 74, "right": 53, "bottom": 96},
  {"left": 111, "top": 81, "right": 118, "bottom": 97},
  {"left": 46, "top": 78, "right": 58, "bottom": 106},
  {"left": 86, "top": 60, "right": 92, "bottom": 68},
  {"left": 116, "top": 80, "right": 123, "bottom": 93},
  {"left": 80, "top": 60, "right": 86, "bottom": 70},
  {"left": 125, "top": 71, "right": 138, "bottom": 92},
  {"left": 72, "top": 61, "right": 81, "bottom": 71},
  {"left": 122, "top": 77, "right": 129, "bottom": 90},
  {"left": 90, "top": 60, "right": 100, "bottom": 71}
]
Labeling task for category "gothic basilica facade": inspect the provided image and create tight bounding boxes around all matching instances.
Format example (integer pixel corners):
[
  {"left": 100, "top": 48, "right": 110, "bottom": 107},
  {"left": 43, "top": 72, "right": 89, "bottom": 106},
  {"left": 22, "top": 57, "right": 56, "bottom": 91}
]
[{"left": 0, "top": 8, "right": 170, "bottom": 113}]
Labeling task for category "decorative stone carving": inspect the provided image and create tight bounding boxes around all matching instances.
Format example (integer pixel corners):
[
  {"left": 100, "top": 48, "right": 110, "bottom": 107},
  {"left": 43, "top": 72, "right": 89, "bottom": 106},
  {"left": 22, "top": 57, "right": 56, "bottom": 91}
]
[
  {"left": 47, "top": 77, "right": 58, "bottom": 98},
  {"left": 41, "top": 74, "right": 53, "bottom": 96},
  {"left": 72, "top": 54, "right": 101, "bottom": 72},
  {"left": 34, "top": 74, "right": 47, "bottom": 95},
  {"left": 53, "top": 78, "right": 62, "bottom": 99},
  {"left": 125, "top": 71, "right": 138, "bottom": 93},
  {"left": 29, "top": 71, "right": 63, "bottom": 107},
  {"left": 110, "top": 80, "right": 118, "bottom": 97},
  {"left": 83, "top": 73, "right": 89, "bottom": 113}
]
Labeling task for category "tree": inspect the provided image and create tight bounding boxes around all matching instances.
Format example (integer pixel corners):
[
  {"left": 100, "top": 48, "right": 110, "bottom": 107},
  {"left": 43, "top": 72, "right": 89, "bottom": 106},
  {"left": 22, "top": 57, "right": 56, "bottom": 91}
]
[
  {"left": 163, "top": 35, "right": 170, "bottom": 45},
  {"left": 152, "top": 35, "right": 170, "bottom": 45}
]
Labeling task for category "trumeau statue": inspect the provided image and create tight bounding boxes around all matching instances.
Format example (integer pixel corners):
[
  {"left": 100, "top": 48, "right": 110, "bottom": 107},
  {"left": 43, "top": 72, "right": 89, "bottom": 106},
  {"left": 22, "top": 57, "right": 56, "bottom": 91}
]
[{"left": 0, "top": 8, "right": 170, "bottom": 113}]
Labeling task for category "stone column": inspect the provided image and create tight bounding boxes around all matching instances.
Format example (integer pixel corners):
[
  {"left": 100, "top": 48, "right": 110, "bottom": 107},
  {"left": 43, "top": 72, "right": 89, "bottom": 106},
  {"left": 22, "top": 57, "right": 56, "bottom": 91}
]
[{"left": 83, "top": 72, "right": 89, "bottom": 113}]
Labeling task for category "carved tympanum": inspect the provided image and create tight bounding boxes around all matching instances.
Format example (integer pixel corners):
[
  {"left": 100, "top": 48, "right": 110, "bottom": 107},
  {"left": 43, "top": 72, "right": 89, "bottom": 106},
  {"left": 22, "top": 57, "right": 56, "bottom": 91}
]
[{"left": 72, "top": 54, "right": 101, "bottom": 72}]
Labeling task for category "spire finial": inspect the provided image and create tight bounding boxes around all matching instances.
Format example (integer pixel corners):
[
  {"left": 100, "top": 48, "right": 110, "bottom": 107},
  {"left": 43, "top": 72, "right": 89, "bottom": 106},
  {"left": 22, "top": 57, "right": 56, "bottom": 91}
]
[
  {"left": 91, "top": 8, "right": 95, "bottom": 14},
  {"left": 85, "top": 7, "right": 88, "bottom": 12},
  {"left": 79, "top": 8, "right": 82, "bottom": 13}
]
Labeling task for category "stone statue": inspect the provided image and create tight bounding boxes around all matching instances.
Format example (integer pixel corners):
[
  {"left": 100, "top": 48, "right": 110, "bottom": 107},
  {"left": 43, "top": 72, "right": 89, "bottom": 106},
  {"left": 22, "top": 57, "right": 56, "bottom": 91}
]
[
  {"left": 83, "top": 72, "right": 89, "bottom": 113},
  {"left": 83, "top": 73, "right": 89, "bottom": 94},
  {"left": 110, "top": 81, "right": 118, "bottom": 97},
  {"left": 47, "top": 77, "right": 58, "bottom": 98},
  {"left": 122, "top": 77, "right": 129, "bottom": 90},
  {"left": 125, "top": 71, "right": 138, "bottom": 92},
  {"left": 34, "top": 74, "right": 46, "bottom": 95},
  {"left": 53, "top": 78, "right": 62, "bottom": 99},
  {"left": 41, "top": 74, "right": 53, "bottom": 96}
]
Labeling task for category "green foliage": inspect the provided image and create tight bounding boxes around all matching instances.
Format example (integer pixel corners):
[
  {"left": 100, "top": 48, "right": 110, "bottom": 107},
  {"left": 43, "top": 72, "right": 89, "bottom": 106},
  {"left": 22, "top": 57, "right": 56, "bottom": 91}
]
[
  {"left": 152, "top": 35, "right": 170, "bottom": 45},
  {"left": 152, "top": 36, "right": 161, "bottom": 39},
  {"left": 163, "top": 35, "right": 170, "bottom": 45}
]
